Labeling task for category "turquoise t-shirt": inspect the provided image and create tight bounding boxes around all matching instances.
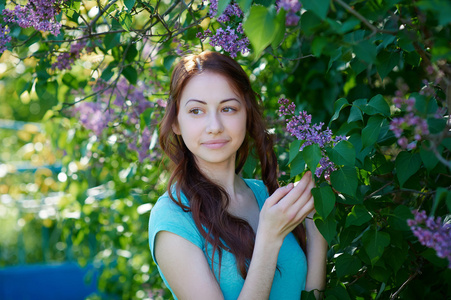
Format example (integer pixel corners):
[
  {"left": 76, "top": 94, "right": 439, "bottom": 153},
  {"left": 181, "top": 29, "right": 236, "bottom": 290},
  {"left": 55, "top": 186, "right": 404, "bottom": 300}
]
[{"left": 148, "top": 179, "right": 307, "bottom": 299}]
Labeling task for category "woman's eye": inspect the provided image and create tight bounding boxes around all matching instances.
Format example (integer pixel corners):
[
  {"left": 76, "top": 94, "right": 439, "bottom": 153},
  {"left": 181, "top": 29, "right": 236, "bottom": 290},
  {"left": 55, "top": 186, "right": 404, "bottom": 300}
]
[
  {"left": 189, "top": 108, "right": 203, "bottom": 115},
  {"left": 222, "top": 107, "right": 236, "bottom": 113}
]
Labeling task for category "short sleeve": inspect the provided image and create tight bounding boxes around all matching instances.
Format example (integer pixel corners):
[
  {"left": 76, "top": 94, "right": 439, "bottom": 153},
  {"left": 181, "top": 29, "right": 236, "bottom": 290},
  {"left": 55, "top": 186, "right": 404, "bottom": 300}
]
[{"left": 148, "top": 192, "right": 204, "bottom": 264}]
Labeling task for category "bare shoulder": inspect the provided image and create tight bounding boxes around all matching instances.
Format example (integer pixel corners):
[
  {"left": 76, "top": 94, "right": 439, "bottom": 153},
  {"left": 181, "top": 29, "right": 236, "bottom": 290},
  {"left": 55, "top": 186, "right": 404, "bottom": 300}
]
[{"left": 155, "top": 231, "right": 225, "bottom": 300}]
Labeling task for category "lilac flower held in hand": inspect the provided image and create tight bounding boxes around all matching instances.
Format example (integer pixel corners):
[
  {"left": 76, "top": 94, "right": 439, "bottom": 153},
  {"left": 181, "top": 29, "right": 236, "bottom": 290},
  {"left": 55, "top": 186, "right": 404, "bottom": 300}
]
[
  {"left": 279, "top": 97, "right": 346, "bottom": 178},
  {"left": 408, "top": 210, "right": 451, "bottom": 268}
]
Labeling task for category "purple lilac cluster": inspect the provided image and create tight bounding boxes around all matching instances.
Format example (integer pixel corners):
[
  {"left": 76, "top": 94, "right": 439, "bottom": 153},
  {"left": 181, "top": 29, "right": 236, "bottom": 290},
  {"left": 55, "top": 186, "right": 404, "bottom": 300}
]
[
  {"left": 389, "top": 94, "right": 429, "bottom": 150},
  {"left": 72, "top": 78, "right": 160, "bottom": 162},
  {"left": 279, "top": 97, "right": 346, "bottom": 178},
  {"left": 277, "top": 0, "right": 302, "bottom": 26},
  {"left": 2, "top": 0, "right": 64, "bottom": 36},
  {"left": 407, "top": 210, "right": 451, "bottom": 268},
  {"left": 0, "top": 24, "right": 11, "bottom": 54},
  {"left": 216, "top": 3, "right": 243, "bottom": 23},
  {"left": 52, "top": 40, "right": 87, "bottom": 70},
  {"left": 208, "top": 26, "right": 249, "bottom": 58},
  {"left": 199, "top": 1, "right": 249, "bottom": 58}
]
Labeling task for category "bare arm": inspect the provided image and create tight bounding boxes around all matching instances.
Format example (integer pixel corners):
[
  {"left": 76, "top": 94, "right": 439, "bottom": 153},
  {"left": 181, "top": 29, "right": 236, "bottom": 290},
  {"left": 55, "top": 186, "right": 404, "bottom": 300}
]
[
  {"left": 154, "top": 172, "right": 315, "bottom": 299},
  {"left": 304, "top": 213, "right": 328, "bottom": 299}
]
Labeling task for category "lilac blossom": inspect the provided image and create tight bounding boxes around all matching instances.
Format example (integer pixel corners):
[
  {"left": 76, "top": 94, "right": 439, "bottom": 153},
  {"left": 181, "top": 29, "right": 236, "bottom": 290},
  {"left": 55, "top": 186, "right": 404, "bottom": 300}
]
[
  {"left": 389, "top": 91, "right": 446, "bottom": 150},
  {"left": 2, "top": 0, "right": 64, "bottom": 36},
  {"left": 202, "top": 1, "right": 249, "bottom": 58},
  {"left": 72, "top": 78, "right": 159, "bottom": 162},
  {"left": 407, "top": 210, "right": 451, "bottom": 268},
  {"left": 128, "top": 126, "right": 153, "bottom": 163},
  {"left": 277, "top": 0, "right": 302, "bottom": 26},
  {"left": 209, "top": 0, "right": 219, "bottom": 17},
  {"left": 279, "top": 97, "right": 346, "bottom": 178},
  {"left": 0, "top": 24, "right": 11, "bottom": 54},
  {"left": 208, "top": 26, "right": 250, "bottom": 58},
  {"left": 217, "top": 3, "right": 243, "bottom": 23},
  {"left": 52, "top": 40, "right": 88, "bottom": 70},
  {"left": 72, "top": 102, "right": 112, "bottom": 137}
]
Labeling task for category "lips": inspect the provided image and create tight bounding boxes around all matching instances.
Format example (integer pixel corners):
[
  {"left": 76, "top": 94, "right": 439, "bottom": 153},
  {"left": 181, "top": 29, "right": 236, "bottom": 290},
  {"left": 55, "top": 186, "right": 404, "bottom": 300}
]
[{"left": 201, "top": 139, "right": 229, "bottom": 149}]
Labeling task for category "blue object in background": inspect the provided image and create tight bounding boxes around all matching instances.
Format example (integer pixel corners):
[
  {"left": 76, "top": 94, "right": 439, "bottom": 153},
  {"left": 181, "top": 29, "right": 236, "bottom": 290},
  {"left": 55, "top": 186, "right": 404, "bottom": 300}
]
[{"left": 0, "top": 262, "right": 98, "bottom": 300}]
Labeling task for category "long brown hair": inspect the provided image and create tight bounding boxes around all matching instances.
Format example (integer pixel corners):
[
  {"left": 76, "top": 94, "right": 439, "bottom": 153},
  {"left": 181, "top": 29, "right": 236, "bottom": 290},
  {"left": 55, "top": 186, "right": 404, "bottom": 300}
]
[{"left": 159, "top": 51, "right": 306, "bottom": 278}]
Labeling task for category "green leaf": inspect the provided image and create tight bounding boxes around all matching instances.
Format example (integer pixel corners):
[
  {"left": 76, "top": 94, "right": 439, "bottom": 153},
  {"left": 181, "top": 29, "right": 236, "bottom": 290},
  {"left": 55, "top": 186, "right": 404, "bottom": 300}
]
[
  {"left": 271, "top": 9, "right": 286, "bottom": 49},
  {"left": 125, "top": 44, "right": 138, "bottom": 62},
  {"left": 348, "top": 105, "right": 363, "bottom": 123},
  {"left": 311, "top": 36, "right": 328, "bottom": 57},
  {"left": 365, "top": 94, "right": 390, "bottom": 117},
  {"left": 362, "top": 229, "right": 390, "bottom": 266},
  {"left": 328, "top": 47, "right": 342, "bottom": 72},
  {"left": 432, "top": 188, "right": 449, "bottom": 216},
  {"left": 329, "top": 98, "right": 349, "bottom": 125},
  {"left": 164, "top": 55, "right": 177, "bottom": 71},
  {"left": 420, "top": 145, "right": 439, "bottom": 172},
  {"left": 289, "top": 139, "right": 302, "bottom": 164},
  {"left": 345, "top": 205, "right": 372, "bottom": 227},
  {"left": 300, "top": 10, "right": 322, "bottom": 36},
  {"left": 388, "top": 205, "right": 413, "bottom": 231},
  {"left": 327, "top": 140, "right": 355, "bottom": 167},
  {"left": 303, "top": 0, "right": 330, "bottom": 19},
  {"left": 377, "top": 51, "right": 401, "bottom": 80},
  {"left": 361, "top": 115, "right": 384, "bottom": 149},
  {"left": 290, "top": 152, "right": 305, "bottom": 178},
  {"left": 385, "top": 246, "right": 408, "bottom": 275},
  {"left": 314, "top": 213, "right": 337, "bottom": 245},
  {"left": 244, "top": 5, "right": 278, "bottom": 57},
  {"left": 104, "top": 33, "right": 121, "bottom": 51},
  {"left": 312, "top": 185, "right": 336, "bottom": 219},
  {"left": 237, "top": 0, "right": 253, "bottom": 12},
  {"left": 124, "top": 0, "right": 136, "bottom": 11},
  {"left": 122, "top": 65, "right": 137, "bottom": 84},
  {"left": 325, "top": 284, "right": 351, "bottom": 300},
  {"left": 119, "top": 12, "right": 133, "bottom": 31},
  {"left": 395, "top": 151, "right": 421, "bottom": 187},
  {"left": 216, "top": 0, "right": 231, "bottom": 16},
  {"left": 353, "top": 40, "right": 377, "bottom": 64},
  {"left": 101, "top": 62, "right": 116, "bottom": 82},
  {"left": 62, "top": 73, "right": 79, "bottom": 89},
  {"left": 330, "top": 166, "right": 358, "bottom": 197},
  {"left": 301, "top": 144, "right": 322, "bottom": 175},
  {"left": 301, "top": 290, "right": 317, "bottom": 300},
  {"left": 335, "top": 253, "right": 362, "bottom": 278},
  {"left": 447, "top": 191, "right": 451, "bottom": 212}
]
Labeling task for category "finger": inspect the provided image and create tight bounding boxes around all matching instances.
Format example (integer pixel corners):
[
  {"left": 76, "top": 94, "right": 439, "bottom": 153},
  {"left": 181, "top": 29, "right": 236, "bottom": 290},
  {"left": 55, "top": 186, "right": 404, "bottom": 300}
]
[
  {"left": 265, "top": 183, "right": 294, "bottom": 207},
  {"left": 295, "top": 196, "right": 315, "bottom": 222},
  {"left": 282, "top": 172, "right": 313, "bottom": 207},
  {"left": 283, "top": 171, "right": 312, "bottom": 206}
]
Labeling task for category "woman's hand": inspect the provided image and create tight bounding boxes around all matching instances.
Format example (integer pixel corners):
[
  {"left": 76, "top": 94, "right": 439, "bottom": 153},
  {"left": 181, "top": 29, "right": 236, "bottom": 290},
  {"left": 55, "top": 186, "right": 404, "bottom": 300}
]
[{"left": 258, "top": 171, "right": 315, "bottom": 245}]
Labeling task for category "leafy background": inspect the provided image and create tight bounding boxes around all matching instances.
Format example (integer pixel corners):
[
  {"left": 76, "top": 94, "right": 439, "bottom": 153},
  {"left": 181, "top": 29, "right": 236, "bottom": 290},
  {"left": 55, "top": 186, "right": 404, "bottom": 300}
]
[{"left": 0, "top": 0, "right": 450, "bottom": 299}]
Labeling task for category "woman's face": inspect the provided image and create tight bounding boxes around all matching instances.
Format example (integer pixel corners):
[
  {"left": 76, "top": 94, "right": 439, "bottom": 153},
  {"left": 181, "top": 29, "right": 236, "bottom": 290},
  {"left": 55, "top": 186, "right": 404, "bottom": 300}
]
[{"left": 172, "top": 71, "right": 247, "bottom": 170}]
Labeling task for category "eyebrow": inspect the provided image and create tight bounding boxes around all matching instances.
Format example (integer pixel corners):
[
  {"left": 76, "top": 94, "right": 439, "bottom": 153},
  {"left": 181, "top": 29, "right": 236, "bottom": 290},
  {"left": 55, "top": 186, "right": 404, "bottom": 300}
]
[{"left": 184, "top": 98, "right": 241, "bottom": 106}]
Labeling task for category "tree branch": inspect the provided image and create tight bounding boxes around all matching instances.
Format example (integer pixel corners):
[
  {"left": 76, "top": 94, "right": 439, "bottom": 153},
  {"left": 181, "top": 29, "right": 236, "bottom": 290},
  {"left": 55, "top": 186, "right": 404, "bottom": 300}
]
[{"left": 333, "top": 0, "right": 397, "bottom": 35}]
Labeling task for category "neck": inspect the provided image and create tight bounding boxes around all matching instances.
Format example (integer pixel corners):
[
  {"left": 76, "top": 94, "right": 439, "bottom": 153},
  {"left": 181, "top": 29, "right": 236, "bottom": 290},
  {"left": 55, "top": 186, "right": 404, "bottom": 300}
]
[{"left": 196, "top": 159, "right": 243, "bottom": 199}]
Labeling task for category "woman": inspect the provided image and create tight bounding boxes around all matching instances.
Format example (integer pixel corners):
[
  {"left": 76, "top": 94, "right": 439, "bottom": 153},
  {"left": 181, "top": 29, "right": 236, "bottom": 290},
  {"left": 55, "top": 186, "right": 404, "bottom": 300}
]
[{"left": 149, "top": 51, "right": 327, "bottom": 299}]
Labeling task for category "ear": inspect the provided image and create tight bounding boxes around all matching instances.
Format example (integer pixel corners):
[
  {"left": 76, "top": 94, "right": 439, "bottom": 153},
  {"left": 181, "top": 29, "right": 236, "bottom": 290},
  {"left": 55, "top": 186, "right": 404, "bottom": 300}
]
[{"left": 172, "top": 122, "right": 181, "bottom": 135}]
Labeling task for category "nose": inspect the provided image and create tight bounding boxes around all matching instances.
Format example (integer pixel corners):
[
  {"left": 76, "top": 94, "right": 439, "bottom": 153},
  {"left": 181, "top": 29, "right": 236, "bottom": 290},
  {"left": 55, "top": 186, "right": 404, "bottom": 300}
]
[{"left": 206, "top": 112, "right": 224, "bottom": 134}]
